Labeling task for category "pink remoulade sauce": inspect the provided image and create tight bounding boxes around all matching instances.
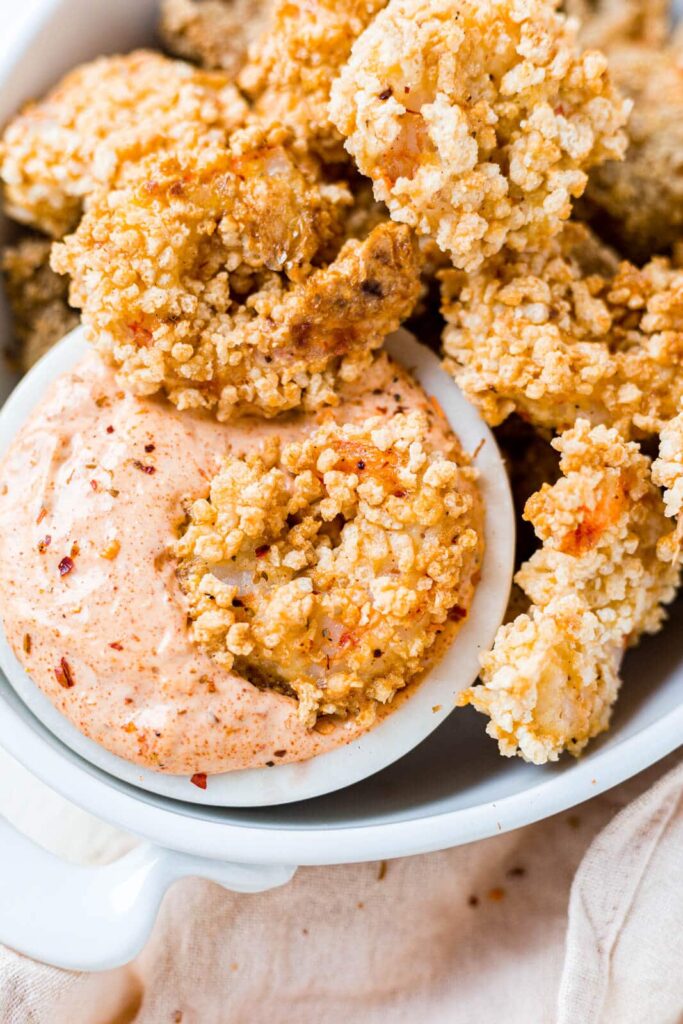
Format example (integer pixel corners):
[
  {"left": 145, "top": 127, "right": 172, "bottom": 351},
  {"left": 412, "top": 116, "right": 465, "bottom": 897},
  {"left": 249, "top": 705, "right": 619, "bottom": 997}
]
[{"left": 0, "top": 351, "right": 469, "bottom": 775}]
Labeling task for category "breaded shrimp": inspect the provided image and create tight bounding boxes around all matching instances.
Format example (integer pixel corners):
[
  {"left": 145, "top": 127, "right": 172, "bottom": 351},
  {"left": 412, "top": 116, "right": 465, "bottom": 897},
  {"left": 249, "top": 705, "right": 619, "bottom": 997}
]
[
  {"left": 1, "top": 236, "right": 77, "bottom": 370},
  {"left": 0, "top": 50, "right": 246, "bottom": 237},
  {"left": 441, "top": 223, "right": 683, "bottom": 438},
  {"left": 653, "top": 410, "right": 683, "bottom": 563},
  {"left": 239, "top": 0, "right": 388, "bottom": 160},
  {"left": 52, "top": 125, "right": 421, "bottom": 419},
  {"left": 159, "top": 0, "right": 274, "bottom": 76},
  {"left": 329, "top": 0, "right": 630, "bottom": 271},
  {"left": 584, "top": 42, "right": 683, "bottom": 262},
  {"left": 176, "top": 410, "right": 483, "bottom": 725},
  {"left": 460, "top": 420, "right": 680, "bottom": 763},
  {"left": 562, "top": 0, "right": 669, "bottom": 50}
]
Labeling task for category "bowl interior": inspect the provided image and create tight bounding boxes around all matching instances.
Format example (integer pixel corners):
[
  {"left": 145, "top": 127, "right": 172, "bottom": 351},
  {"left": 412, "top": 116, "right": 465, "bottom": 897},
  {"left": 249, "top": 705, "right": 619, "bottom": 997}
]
[{"left": 0, "top": 0, "right": 680, "bottom": 856}]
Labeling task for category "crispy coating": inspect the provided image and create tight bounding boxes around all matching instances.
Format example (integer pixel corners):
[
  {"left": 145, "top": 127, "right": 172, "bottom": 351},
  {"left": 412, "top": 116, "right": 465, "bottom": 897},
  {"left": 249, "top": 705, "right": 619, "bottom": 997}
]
[
  {"left": 329, "top": 0, "right": 630, "bottom": 271},
  {"left": 159, "top": 0, "right": 274, "bottom": 76},
  {"left": 1, "top": 236, "right": 78, "bottom": 371},
  {"left": 460, "top": 420, "right": 679, "bottom": 763},
  {"left": 0, "top": 50, "right": 247, "bottom": 237},
  {"left": 563, "top": 0, "right": 669, "bottom": 50},
  {"left": 442, "top": 223, "right": 683, "bottom": 438},
  {"left": 652, "top": 411, "right": 683, "bottom": 562},
  {"left": 176, "top": 410, "right": 483, "bottom": 725},
  {"left": 239, "top": 0, "right": 388, "bottom": 160},
  {"left": 584, "top": 43, "right": 683, "bottom": 262},
  {"left": 52, "top": 126, "right": 421, "bottom": 419}
]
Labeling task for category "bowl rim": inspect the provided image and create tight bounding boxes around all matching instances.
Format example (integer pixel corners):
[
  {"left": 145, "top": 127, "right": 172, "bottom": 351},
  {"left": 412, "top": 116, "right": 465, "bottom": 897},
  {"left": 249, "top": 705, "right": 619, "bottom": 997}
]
[{"left": 0, "top": 669, "right": 681, "bottom": 864}]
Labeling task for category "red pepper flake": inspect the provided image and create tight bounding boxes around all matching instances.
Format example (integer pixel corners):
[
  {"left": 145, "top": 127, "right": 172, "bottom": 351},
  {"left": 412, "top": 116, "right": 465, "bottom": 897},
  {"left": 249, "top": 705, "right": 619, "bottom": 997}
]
[
  {"left": 487, "top": 887, "right": 505, "bottom": 902},
  {"left": 36, "top": 507, "right": 47, "bottom": 525},
  {"left": 393, "top": 489, "right": 407, "bottom": 499},
  {"left": 133, "top": 460, "right": 156, "bottom": 475},
  {"left": 37, "top": 535, "right": 51, "bottom": 554},
  {"left": 255, "top": 544, "right": 270, "bottom": 558},
  {"left": 106, "top": 425, "right": 114, "bottom": 434},
  {"left": 58, "top": 556, "right": 74, "bottom": 576},
  {"left": 90, "top": 480, "right": 99, "bottom": 491},
  {"left": 144, "top": 443, "right": 156, "bottom": 453},
  {"left": 54, "top": 657, "right": 74, "bottom": 688},
  {"left": 357, "top": 460, "right": 366, "bottom": 470},
  {"left": 23, "top": 634, "right": 32, "bottom": 654},
  {"left": 274, "top": 749, "right": 287, "bottom": 758},
  {"left": 190, "top": 772, "right": 207, "bottom": 790},
  {"left": 448, "top": 605, "right": 467, "bottom": 622},
  {"left": 70, "top": 542, "right": 80, "bottom": 558},
  {"left": 109, "top": 641, "right": 124, "bottom": 651}
]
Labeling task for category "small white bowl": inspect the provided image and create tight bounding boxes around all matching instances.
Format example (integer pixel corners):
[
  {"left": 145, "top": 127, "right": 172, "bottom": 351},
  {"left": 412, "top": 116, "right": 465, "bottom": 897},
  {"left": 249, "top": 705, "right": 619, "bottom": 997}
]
[{"left": 0, "top": 327, "right": 515, "bottom": 806}]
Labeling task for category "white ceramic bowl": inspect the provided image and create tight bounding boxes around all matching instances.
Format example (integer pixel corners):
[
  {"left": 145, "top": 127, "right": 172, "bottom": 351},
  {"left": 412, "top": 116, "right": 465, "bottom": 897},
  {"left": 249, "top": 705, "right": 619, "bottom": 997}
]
[
  {"left": 0, "top": 0, "right": 681, "bottom": 974},
  {"left": 0, "top": 326, "right": 515, "bottom": 806}
]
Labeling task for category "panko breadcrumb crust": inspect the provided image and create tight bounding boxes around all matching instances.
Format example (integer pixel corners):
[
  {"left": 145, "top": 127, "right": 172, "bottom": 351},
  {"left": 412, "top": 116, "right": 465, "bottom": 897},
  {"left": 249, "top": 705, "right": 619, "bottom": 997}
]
[
  {"left": 52, "top": 123, "right": 421, "bottom": 419},
  {"left": 584, "top": 42, "right": 683, "bottom": 262},
  {"left": 176, "top": 410, "right": 483, "bottom": 726},
  {"left": 0, "top": 50, "right": 246, "bottom": 238},
  {"left": 160, "top": 0, "right": 274, "bottom": 77},
  {"left": 239, "top": 0, "right": 388, "bottom": 161},
  {"left": 460, "top": 420, "right": 680, "bottom": 764},
  {"left": 329, "top": 0, "right": 630, "bottom": 270},
  {"left": 563, "top": 0, "right": 670, "bottom": 51},
  {"left": 1, "top": 236, "right": 77, "bottom": 370},
  {"left": 653, "top": 411, "right": 683, "bottom": 563},
  {"left": 441, "top": 222, "right": 683, "bottom": 438}
]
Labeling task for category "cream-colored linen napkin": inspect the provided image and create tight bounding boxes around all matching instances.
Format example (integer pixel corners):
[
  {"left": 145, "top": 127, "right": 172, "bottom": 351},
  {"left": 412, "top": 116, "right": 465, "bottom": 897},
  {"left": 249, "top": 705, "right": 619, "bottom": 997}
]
[{"left": 0, "top": 748, "right": 680, "bottom": 1024}]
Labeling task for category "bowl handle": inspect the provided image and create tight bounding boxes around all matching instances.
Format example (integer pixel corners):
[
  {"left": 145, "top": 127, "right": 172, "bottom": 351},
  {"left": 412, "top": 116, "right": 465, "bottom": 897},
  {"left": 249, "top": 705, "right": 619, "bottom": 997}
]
[{"left": 0, "top": 813, "right": 296, "bottom": 971}]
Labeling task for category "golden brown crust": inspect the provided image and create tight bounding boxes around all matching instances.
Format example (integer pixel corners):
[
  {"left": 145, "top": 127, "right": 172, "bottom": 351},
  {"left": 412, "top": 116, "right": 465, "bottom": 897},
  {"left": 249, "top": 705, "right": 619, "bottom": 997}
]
[
  {"left": 563, "top": 0, "right": 670, "bottom": 51},
  {"left": 52, "top": 126, "right": 421, "bottom": 419},
  {"left": 177, "top": 410, "right": 483, "bottom": 725},
  {"left": 653, "top": 410, "right": 683, "bottom": 563},
  {"left": 441, "top": 223, "right": 683, "bottom": 438},
  {"left": 461, "top": 420, "right": 680, "bottom": 763},
  {"left": 585, "top": 43, "right": 683, "bottom": 262},
  {"left": 159, "top": 0, "right": 274, "bottom": 76},
  {"left": 330, "top": 0, "right": 629, "bottom": 270},
  {"left": 239, "top": 0, "right": 387, "bottom": 161},
  {"left": 0, "top": 50, "right": 246, "bottom": 237},
  {"left": 1, "top": 236, "right": 78, "bottom": 370}
]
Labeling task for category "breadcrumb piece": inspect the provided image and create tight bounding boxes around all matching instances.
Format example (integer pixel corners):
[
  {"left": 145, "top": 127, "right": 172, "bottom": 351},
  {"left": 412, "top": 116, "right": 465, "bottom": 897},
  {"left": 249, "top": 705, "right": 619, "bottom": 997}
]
[
  {"left": 584, "top": 43, "right": 683, "bottom": 262},
  {"left": 460, "top": 420, "right": 680, "bottom": 763},
  {"left": 52, "top": 126, "right": 421, "bottom": 419},
  {"left": 176, "top": 410, "right": 483, "bottom": 724},
  {"left": 0, "top": 50, "right": 247, "bottom": 237},
  {"left": 330, "top": 0, "right": 629, "bottom": 270},
  {"left": 652, "top": 411, "right": 683, "bottom": 563},
  {"left": 239, "top": 0, "right": 388, "bottom": 160},
  {"left": 159, "top": 0, "right": 274, "bottom": 76},
  {"left": 441, "top": 223, "right": 683, "bottom": 438},
  {"left": 1, "top": 236, "right": 78, "bottom": 370},
  {"left": 563, "top": 0, "right": 669, "bottom": 51}
]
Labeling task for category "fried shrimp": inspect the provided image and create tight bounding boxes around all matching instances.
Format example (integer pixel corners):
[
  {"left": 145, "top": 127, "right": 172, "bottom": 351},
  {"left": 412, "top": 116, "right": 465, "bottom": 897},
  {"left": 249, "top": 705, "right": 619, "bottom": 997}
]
[
  {"left": 1, "top": 236, "right": 77, "bottom": 370},
  {"left": 176, "top": 410, "right": 483, "bottom": 726},
  {"left": 238, "top": 0, "right": 388, "bottom": 160},
  {"left": 160, "top": 0, "right": 274, "bottom": 76},
  {"left": 329, "top": 0, "right": 630, "bottom": 271},
  {"left": 52, "top": 125, "right": 421, "bottom": 419},
  {"left": 460, "top": 420, "right": 679, "bottom": 764},
  {"left": 584, "top": 43, "right": 683, "bottom": 262},
  {"left": 0, "top": 50, "right": 246, "bottom": 237},
  {"left": 653, "top": 411, "right": 683, "bottom": 563},
  {"left": 441, "top": 223, "right": 683, "bottom": 438}
]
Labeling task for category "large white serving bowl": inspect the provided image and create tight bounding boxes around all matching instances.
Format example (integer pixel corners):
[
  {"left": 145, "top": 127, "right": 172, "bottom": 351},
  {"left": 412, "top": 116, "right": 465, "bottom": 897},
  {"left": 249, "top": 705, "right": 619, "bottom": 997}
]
[{"left": 0, "top": 0, "right": 680, "bottom": 975}]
